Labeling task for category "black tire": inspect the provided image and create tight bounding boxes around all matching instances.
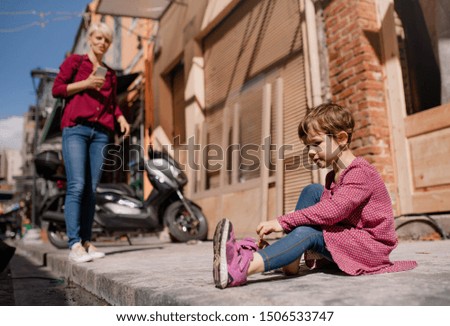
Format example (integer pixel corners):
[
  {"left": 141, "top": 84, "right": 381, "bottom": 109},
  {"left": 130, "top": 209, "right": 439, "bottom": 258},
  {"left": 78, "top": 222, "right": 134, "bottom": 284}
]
[
  {"left": 164, "top": 201, "right": 208, "bottom": 242},
  {"left": 47, "top": 222, "right": 69, "bottom": 249}
]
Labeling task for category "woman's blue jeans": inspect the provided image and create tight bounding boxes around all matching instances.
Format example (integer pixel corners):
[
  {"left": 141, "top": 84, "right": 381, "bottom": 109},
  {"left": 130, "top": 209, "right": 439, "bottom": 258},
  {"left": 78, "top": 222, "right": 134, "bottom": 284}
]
[
  {"left": 258, "top": 184, "right": 333, "bottom": 271},
  {"left": 62, "top": 125, "right": 109, "bottom": 248}
]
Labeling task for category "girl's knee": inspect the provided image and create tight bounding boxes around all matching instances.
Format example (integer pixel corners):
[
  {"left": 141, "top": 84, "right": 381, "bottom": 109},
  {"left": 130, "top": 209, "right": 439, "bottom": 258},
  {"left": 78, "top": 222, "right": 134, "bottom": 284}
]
[
  {"left": 302, "top": 183, "right": 324, "bottom": 197},
  {"left": 289, "top": 226, "right": 323, "bottom": 242},
  {"left": 289, "top": 226, "right": 312, "bottom": 237},
  {"left": 295, "top": 184, "right": 324, "bottom": 210}
]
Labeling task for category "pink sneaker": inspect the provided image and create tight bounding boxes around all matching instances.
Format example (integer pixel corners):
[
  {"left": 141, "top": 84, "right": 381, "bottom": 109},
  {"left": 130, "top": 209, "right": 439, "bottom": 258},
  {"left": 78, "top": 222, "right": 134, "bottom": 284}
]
[{"left": 213, "top": 218, "right": 258, "bottom": 289}]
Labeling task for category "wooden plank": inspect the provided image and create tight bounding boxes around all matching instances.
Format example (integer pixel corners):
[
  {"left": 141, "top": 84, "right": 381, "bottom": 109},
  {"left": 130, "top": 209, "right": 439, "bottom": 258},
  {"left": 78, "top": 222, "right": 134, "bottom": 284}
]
[
  {"left": 222, "top": 187, "right": 265, "bottom": 238},
  {"left": 409, "top": 128, "right": 450, "bottom": 188},
  {"left": 232, "top": 103, "right": 240, "bottom": 185},
  {"left": 192, "top": 178, "right": 261, "bottom": 200},
  {"left": 377, "top": 0, "right": 414, "bottom": 214},
  {"left": 220, "top": 105, "right": 230, "bottom": 188},
  {"left": 261, "top": 83, "right": 272, "bottom": 222},
  {"left": 405, "top": 103, "right": 450, "bottom": 138},
  {"left": 275, "top": 78, "right": 284, "bottom": 217},
  {"left": 412, "top": 188, "right": 450, "bottom": 213},
  {"left": 200, "top": 120, "right": 207, "bottom": 192}
]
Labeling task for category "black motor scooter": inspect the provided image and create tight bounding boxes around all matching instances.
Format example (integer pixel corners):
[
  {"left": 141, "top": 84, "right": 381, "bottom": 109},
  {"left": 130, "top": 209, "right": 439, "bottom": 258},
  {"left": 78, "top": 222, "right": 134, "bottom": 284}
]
[{"left": 38, "top": 147, "right": 208, "bottom": 248}]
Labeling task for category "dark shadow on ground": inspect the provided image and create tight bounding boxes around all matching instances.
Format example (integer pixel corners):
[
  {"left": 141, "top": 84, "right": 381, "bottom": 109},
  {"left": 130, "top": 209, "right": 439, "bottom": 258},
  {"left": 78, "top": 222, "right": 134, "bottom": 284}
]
[
  {"left": 9, "top": 253, "right": 109, "bottom": 305},
  {"left": 247, "top": 264, "right": 347, "bottom": 285}
]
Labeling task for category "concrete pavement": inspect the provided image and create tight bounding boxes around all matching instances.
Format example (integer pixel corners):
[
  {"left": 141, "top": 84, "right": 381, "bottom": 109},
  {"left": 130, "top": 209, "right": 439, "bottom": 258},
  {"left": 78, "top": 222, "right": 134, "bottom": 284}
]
[{"left": 11, "top": 236, "right": 450, "bottom": 306}]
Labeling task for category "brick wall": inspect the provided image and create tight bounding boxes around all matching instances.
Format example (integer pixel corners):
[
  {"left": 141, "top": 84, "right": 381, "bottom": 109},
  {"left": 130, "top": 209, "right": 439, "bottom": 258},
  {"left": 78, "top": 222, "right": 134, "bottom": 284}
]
[{"left": 323, "top": 0, "right": 399, "bottom": 212}]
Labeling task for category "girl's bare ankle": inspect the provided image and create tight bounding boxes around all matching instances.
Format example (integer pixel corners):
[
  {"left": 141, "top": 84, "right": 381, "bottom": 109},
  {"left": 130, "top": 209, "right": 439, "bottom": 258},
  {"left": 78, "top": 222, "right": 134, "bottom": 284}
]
[{"left": 248, "top": 252, "right": 265, "bottom": 275}]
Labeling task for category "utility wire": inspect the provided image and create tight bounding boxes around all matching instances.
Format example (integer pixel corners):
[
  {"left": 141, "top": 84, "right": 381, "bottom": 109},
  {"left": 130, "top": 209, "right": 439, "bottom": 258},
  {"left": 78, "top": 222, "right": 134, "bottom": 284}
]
[
  {"left": 0, "top": 9, "right": 154, "bottom": 42},
  {"left": 0, "top": 10, "right": 82, "bottom": 16},
  {"left": 0, "top": 21, "right": 47, "bottom": 33},
  {"left": 0, "top": 10, "right": 82, "bottom": 33}
]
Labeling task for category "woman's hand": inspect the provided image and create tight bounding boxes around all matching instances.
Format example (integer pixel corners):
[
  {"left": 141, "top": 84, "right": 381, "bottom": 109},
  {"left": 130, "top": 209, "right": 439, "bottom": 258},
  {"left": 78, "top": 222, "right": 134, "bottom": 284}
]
[
  {"left": 66, "top": 71, "right": 105, "bottom": 96},
  {"left": 256, "top": 219, "right": 283, "bottom": 237},
  {"left": 117, "top": 115, "right": 130, "bottom": 137},
  {"left": 84, "top": 71, "right": 106, "bottom": 91}
]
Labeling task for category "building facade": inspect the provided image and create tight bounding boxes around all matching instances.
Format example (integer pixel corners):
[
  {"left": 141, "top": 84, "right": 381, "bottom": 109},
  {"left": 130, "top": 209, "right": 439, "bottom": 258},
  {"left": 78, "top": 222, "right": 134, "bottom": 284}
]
[
  {"left": 0, "top": 149, "right": 22, "bottom": 187},
  {"left": 89, "top": 0, "right": 450, "bottom": 238},
  {"left": 19, "top": 71, "right": 57, "bottom": 207},
  {"left": 146, "top": 0, "right": 450, "bottom": 238}
]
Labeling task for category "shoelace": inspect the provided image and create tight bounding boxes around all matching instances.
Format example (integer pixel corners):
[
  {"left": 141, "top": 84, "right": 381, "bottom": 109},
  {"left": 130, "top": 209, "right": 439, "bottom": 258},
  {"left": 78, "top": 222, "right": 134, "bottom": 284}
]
[
  {"left": 235, "top": 238, "right": 258, "bottom": 271},
  {"left": 237, "top": 237, "right": 258, "bottom": 251},
  {"left": 257, "top": 238, "right": 269, "bottom": 249}
]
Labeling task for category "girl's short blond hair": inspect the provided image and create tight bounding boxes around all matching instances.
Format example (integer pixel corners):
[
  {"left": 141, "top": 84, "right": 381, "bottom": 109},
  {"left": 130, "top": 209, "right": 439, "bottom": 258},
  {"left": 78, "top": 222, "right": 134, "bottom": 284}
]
[
  {"left": 298, "top": 103, "right": 355, "bottom": 144},
  {"left": 87, "top": 22, "right": 114, "bottom": 43}
]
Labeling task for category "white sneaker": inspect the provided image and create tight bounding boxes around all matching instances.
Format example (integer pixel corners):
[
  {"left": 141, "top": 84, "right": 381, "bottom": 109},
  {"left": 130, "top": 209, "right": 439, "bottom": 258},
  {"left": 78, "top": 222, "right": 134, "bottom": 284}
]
[
  {"left": 69, "top": 242, "right": 93, "bottom": 263},
  {"left": 83, "top": 242, "right": 105, "bottom": 259}
]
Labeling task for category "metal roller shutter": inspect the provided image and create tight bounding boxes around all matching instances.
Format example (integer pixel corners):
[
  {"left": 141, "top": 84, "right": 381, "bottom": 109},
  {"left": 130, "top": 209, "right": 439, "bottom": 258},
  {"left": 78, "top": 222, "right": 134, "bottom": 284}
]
[
  {"left": 204, "top": 107, "right": 224, "bottom": 190},
  {"left": 202, "top": 0, "right": 311, "bottom": 214},
  {"left": 204, "top": 0, "right": 303, "bottom": 109}
]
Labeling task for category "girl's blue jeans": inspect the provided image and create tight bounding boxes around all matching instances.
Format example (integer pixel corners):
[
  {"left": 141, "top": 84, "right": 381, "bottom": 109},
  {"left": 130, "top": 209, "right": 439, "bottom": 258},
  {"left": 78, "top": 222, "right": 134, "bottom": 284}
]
[
  {"left": 62, "top": 125, "right": 109, "bottom": 248},
  {"left": 257, "top": 184, "right": 333, "bottom": 272}
]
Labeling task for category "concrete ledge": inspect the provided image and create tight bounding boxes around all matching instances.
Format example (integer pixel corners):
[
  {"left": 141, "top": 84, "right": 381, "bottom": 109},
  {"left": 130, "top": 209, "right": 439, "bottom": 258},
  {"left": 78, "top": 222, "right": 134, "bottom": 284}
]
[{"left": 12, "top": 237, "right": 450, "bottom": 305}]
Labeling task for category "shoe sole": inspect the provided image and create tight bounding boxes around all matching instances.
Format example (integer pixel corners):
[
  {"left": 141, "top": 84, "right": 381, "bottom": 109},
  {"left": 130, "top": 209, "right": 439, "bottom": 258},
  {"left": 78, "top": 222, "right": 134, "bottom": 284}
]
[
  {"left": 213, "top": 218, "right": 230, "bottom": 289},
  {"left": 89, "top": 252, "right": 105, "bottom": 259},
  {"left": 69, "top": 255, "right": 93, "bottom": 263}
]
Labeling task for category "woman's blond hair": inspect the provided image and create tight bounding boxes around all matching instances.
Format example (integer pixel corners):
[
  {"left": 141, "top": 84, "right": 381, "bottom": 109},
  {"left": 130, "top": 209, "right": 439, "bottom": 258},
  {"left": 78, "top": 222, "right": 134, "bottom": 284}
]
[{"left": 87, "top": 22, "right": 114, "bottom": 43}]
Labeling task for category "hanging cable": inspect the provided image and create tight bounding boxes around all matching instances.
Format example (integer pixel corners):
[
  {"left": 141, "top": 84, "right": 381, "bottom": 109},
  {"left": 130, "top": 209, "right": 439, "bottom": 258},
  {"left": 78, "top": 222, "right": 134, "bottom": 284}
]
[
  {"left": 0, "top": 21, "right": 48, "bottom": 33},
  {"left": 0, "top": 10, "right": 83, "bottom": 33},
  {"left": 0, "top": 8, "right": 155, "bottom": 42},
  {"left": 0, "top": 10, "right": 82, "bottom": 16}
]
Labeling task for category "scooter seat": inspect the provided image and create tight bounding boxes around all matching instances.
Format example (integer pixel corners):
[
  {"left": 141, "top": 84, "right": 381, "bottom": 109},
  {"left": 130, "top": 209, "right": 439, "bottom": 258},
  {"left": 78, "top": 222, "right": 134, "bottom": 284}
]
[{"left": 97, "top": 183, "right": 136, "bottom": 197}]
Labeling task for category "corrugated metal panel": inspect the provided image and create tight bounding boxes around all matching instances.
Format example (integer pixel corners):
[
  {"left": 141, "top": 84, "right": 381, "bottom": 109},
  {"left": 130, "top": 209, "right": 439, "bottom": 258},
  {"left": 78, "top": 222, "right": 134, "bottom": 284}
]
[
  {"left": 201, "top": 0, "right": 310, "bottom": 213},
  {"left": 239, "top": 85, "right": 263, "bottom": 181},
  {"left": 204, "top": 0, "right": 302, "bottom": 109},
  {"left": 97, "top": 0, "right": 171, "bottom": 20},
  {"left": 203, "top": 0, "right": 259, "bottom": 108},
  {"left": 249, "top": 0, "right": 303, "bottom": 75},
  {"left": 221, "top": 103, "right": 234, "bottom": 186},
  {"left": 205, "top": 107, "right": 223, "bottom": 189}
]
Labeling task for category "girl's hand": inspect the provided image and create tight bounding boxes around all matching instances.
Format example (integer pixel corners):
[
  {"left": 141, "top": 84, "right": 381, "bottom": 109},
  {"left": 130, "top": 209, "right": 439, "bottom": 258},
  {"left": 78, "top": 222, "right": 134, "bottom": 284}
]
[
  {"left": 117, "top": 115, "right": 130, "bottom": 137},
  {"left": 84, "top": 71, "right": 105, "bottom": 91},
  {"left": 256, "top": 219, "right": 283, "bottom": 237}
]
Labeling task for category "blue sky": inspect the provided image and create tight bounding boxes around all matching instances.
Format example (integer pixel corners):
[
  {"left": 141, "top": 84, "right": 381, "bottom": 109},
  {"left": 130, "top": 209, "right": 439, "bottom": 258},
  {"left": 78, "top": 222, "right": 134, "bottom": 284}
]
[{"left": 0, "top": 0, "right": 91, "bottom": 120}]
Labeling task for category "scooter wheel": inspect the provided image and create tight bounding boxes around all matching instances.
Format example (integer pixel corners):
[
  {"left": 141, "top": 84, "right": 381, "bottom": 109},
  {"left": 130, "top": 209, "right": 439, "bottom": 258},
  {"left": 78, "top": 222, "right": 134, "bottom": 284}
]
[
  {"left": 47, "top": 223, "right": 69, "bottom": 249},
  {"left": 164, "top": 201, "right": 208, "bottom": 242}
]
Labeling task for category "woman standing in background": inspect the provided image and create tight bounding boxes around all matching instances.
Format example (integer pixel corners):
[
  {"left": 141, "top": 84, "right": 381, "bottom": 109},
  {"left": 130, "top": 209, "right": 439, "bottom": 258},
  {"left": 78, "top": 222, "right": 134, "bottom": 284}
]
[{"left": 52, "top": 22, "right": 130, "bottom": 263}]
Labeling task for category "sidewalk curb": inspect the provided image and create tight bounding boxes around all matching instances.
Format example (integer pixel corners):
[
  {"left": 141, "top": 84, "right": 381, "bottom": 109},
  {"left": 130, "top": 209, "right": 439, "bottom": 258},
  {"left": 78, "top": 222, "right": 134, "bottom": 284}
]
[
  {"left": 15, "top": 240, "right": 190, "bottom": 305},
  {"left": 13, "top": 238, "right": 450, "bottom": 306}
]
